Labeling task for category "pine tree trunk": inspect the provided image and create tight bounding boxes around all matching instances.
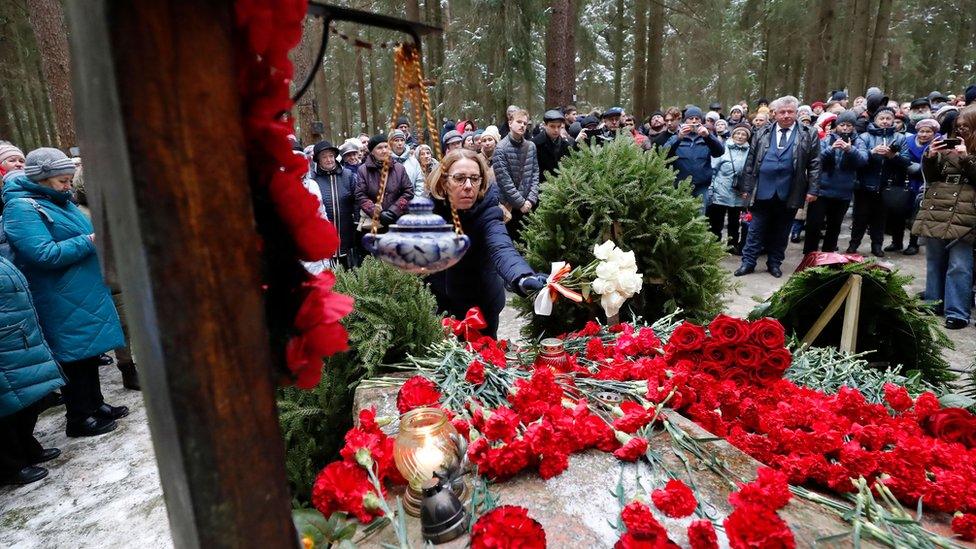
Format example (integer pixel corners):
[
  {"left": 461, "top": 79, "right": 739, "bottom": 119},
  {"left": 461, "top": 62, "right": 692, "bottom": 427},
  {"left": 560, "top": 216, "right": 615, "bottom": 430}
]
[
  {"left": 802, "top": 0, "right": 834, "bottom": 102},
  {"left": 632, "top": 0, "right": 647, "bottom": 113},
  {"left": 848, "top": 0, "right": 873, "bottom": 94},
  {"left": 865, "top": 0, "right": 892, "bottom": 88},
  {"left": 310, "top": 21, "right": 331, "bottom": 141},
  {"left": 291, "top": 16, "right": 318, "bottom": 147},
  {"left": 355, "top": 50, "right": 369, "bottom": 133},
  {"left": 644, "top": 0, "right": 664, "bottom": 115},
  {"left": 367, "top": 32, "right": 380, "bottom": 137},
  {"left": 610, "top": 0, "right": 625, "bottom": 106},
  {"left": 544, "top": 0, "right": 576, "bottom": 109},
  {"left": 405, "top": 0, "right": 421, "bottom": 21},
  {"left": 25, "top": 0, "right": 75, "bottom": 149}
]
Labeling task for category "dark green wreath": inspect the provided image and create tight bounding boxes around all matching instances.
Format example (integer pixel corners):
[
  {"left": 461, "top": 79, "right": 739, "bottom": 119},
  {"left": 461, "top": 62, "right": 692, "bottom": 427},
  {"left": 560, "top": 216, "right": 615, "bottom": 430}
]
[
  {"left": 513, "top": 137, "right": 729, "bottom": 338},
  {"left": 750, "top": 261, "right": 956, "bottom": 384}
]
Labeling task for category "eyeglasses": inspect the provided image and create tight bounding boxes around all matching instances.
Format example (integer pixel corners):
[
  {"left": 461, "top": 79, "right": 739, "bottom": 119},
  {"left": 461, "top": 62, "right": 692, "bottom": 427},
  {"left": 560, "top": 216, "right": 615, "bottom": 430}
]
[{"left": 449, "top": 173, "right": 482, "bottom": 186}]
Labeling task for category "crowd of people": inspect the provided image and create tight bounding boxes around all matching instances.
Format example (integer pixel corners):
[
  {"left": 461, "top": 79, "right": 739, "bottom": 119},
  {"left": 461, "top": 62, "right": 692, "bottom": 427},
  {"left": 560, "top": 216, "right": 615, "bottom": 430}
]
[
  {"left": 0, "top": 144, "right": 134, "bottom": 487},
  {"left": 2, "top": 83, "right": 974, "bottom": 487},
  {"left": 296, "top": 85, "right": 975, "bottom": 334}
]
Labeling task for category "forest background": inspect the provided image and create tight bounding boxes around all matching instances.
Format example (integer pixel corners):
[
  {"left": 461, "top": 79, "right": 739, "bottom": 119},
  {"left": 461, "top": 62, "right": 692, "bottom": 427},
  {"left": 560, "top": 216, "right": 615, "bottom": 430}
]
[{"left": 2, "top": 0, "right": 975, "bottom": 150}]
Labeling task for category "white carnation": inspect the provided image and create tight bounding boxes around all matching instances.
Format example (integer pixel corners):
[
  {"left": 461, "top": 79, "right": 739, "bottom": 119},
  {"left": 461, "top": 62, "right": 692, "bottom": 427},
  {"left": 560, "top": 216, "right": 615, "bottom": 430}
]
[
  {"left": 615, "top": 272, "right": 644, "bottom": 296},
  {"left": 593, "top": 240, "right": 616, "bottom": 260}
]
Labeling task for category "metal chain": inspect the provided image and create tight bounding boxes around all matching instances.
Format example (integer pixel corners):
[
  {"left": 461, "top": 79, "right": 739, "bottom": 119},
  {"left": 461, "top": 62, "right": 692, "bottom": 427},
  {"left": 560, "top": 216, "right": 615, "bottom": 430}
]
[{"left": 373, "top": 44, "right": 463, "bottom": 237}]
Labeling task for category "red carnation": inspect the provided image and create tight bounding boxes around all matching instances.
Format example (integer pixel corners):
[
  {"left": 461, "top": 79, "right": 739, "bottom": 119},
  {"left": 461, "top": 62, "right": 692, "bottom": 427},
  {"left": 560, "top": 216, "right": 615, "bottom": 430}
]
[
  {"left": 311, "top": 461, "right": 383, "bottom": 524},
  {"left": 687, "top": 520, "right": 718, "bottom": 549},
  {"left": 729, "top": 467, "right": 792, "bottom": 511},
  {"left": 538, "top": 450, "right": 571, "bottom": 479},
  {"left": 621, "top": 501, "right": 662, "bottom": 537},
  {"left": 470, "top": 505, "right": 546, "bottom": 549},
  {"left": 749, "top": 317, "right": 786, "bottom": 349},
  {"left": 613, "top": 434, "right": 649, "bottom": 462},
  {"left": 952, "top": 513, "right": 976, "bottom": 541},
  {"left": 482, "top": 407, "right": 520, "bottom": 443},
  {"left": 883, "top": 383, "right": 914, "bottom": 413},
  {"left": 651, "top": 479, "right": 698, "bottom": 518},
  {"left": 708, "top": 314, "right": 751, "bottom": 345},
  {"left": 724, "top": 505, "right": 795, "bottom": 549},
  {"left": 286, "top": 271, "right": 354, "bottom": 388},
  {"left": 669, "top": 322, "right": 707, "bottom": 352},
  {"left": 613, "top": 400, "right": 655, "bottom": 433},
  {"left": 466, "top": 360, "right": 486, "bottom": 385},
  {"left": 616, "top": 501, "right": 677, "bottom": 548},
  {"left": 396, "top": 376, "right": 442, "bottom": 414}
]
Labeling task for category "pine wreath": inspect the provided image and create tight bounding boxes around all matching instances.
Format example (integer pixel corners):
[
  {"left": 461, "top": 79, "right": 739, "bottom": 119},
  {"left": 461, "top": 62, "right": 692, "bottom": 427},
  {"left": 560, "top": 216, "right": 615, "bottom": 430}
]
[
  {"left": 277, "top": 258, "right": 444, "bottom": 503},
  {"left": 750, "top": 261, "right": 955, "bottom": 384},
  {"left": 513, "top": 137, "right": 729, "bottom": 337}
]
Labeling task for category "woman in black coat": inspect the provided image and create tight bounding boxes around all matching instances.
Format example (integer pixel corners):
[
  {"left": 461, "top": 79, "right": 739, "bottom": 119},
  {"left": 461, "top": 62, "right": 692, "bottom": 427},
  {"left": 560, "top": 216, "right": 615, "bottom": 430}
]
[{"left": 426, "top": 149, "right": 546, "bottom": 337}]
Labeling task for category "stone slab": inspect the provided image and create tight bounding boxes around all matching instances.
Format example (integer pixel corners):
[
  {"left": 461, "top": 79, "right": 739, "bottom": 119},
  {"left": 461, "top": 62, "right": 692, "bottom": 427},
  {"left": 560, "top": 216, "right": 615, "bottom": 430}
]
[{"left": 353, "top": 381, "right": 968, "bottom": 548}]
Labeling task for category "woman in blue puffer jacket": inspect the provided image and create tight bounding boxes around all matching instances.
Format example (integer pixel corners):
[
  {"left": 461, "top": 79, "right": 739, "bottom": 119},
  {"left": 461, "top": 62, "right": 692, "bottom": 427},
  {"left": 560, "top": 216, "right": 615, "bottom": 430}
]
[
  {"left": 0, "top": 254, "right": 64, "bottom": 486},
  {"left": 2, "top": 148, "right": 127, "bottom": 438}
]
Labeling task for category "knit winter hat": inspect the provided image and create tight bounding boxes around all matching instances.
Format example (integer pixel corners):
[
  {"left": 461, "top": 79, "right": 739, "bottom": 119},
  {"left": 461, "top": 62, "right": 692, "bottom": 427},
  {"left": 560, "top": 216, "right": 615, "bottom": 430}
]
[
  {"left": 24, "top": 147, "right": 75, "bottom": 182},
  {"left": 873, "top": 106, "right": 896, "bottom": 120},
  {"left": 730, "top": 123, "right": 752, "bottom": 140},
  {"left": 0, "top": 143, "right": 25, "bottom": 166},
  {"left": 835, "top": 110, "right": 858, "bottom": 127},
  {"left": 683, "top": 105, "right": 704, "bottom": 121},
  {"left": 705, "top": 111, "right": 721, "bottom": 123},
  {"left": 390, "top": 129, "right": 407, "bottom": 141},
  {"left": 367, "top": 133, "right": 388, "bottom": 152},
  {"left": 966, "top": 84, "right": 976, "bottom": 105},
  {"left": 913, "top": 118, "right": 940, "bottom": 133},
  {"left": 481, "top": 125, "right": 501, "bottom": 143},
  {"left": 395, "top": 116, "right": 410, "bottom": 128}
]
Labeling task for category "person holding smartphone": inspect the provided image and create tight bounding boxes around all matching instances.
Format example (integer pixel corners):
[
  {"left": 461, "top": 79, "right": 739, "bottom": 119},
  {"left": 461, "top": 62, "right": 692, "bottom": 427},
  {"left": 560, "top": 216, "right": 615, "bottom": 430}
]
[
  {"left": 911, "top": 105, "right": 976, "bottom": 330},
  {"left": 846, "top": 107, "right": 910, "bottom": 257},
  {"left": 804, "top": 111, "right": 869, "bottom": 254},
  {"left": 663, "top": 105, "right": 726, "bottom": 199}
]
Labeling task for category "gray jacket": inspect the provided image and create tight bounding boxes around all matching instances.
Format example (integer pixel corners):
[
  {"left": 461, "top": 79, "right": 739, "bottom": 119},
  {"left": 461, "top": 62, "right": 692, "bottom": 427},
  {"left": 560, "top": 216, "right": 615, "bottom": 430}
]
[
  {"left": 741, "top": 123, "right": 822, "bottom": 209},
  {"left": 491, "top": 135, "right": 539, "bottom": 209}
]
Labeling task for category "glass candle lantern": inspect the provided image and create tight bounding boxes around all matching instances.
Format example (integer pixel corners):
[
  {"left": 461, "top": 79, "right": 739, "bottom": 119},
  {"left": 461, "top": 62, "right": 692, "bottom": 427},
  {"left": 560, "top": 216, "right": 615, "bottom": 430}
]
[{"left": 394, "top": 407, "right": 460, "bottom": 491}]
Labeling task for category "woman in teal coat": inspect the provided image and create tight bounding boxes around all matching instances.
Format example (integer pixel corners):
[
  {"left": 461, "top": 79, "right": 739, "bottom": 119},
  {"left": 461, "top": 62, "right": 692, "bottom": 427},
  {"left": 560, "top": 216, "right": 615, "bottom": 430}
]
[
  {"left": 2, "top": 148, "right": 127, "bottom": 438},
  {"left": 0, "top": 254, "right": 64, "bottom": 485}
]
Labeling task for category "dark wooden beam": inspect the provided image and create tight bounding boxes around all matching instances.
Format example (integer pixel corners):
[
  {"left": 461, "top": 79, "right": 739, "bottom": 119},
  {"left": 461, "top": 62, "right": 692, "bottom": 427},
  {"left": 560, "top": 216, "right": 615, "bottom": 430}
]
[{"left": 65, "top": 1, "right": 296, "bottom": 547}]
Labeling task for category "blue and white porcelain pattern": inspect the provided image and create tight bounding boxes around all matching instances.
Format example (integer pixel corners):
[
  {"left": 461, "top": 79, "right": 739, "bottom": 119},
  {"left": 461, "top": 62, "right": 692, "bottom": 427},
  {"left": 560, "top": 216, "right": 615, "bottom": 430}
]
[{"left": 362, "top": 196, "right": 471, "bottom": 274}]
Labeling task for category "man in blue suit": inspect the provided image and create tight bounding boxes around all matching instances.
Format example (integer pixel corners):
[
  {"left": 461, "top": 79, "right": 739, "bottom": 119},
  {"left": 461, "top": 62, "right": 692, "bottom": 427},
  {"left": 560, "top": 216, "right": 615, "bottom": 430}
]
[{"left": 735, "top": 96, "right": 822, "bottom": 278}]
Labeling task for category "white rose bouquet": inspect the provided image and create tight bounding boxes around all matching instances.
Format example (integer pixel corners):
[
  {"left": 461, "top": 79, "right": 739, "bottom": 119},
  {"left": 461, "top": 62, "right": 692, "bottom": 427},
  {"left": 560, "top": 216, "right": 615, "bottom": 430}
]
[{"left": 533, "top": 240, "right": 643, "bottom": 318}]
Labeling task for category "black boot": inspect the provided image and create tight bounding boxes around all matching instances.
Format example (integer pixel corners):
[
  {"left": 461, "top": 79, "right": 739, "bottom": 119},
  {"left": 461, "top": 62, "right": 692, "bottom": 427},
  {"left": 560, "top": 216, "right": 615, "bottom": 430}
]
[
  {"left": 884, "top": 240, "right": 903, "bottom": 252},
  {"left": 871, "top": 244, "right": 885, "bottom": 257},
  {"left": 903, "top": 235, "right": 919, "bottom": 255},
  {"left": 119, "top": 363, "right": 140, "bottom": 391},
  {"left": 94, "top": 403, "right": 130, "bottom": 420},
  {"left": 845, "top": 244, "right": 858, "bottom": 254},
  {"left": 66, "top": 416, "right": 117, "bottom": 438},
  {"left": 2, "top": 466, "right": 48, "bottom": 486}
]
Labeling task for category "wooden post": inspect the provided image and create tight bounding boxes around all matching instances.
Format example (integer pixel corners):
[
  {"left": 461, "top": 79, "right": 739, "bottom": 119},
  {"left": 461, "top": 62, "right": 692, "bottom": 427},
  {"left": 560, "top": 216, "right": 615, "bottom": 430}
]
[
  {"left": 801, "top": 275, "right": 854, "bottom": 349},
  {"left": 65, "top": 1, "right": 296, "bottom": 547},
  {"left": 839, "top": 274, "right": 862, "bottom": 353}
]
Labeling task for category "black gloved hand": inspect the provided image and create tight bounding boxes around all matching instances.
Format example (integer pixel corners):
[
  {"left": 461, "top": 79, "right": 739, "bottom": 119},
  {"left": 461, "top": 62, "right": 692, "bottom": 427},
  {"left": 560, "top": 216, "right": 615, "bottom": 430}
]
[
  {"left": 379, "top": 210, "right": 398, "bottom": 226},
  {"left": 518, "top": 273, "right": 548, "bottom": 295}
]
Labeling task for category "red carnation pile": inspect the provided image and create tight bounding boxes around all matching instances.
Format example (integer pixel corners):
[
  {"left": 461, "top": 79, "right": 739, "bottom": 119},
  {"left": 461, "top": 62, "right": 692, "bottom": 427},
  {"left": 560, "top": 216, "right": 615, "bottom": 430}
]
[
  {"left": 724, "top": 467, "right": 795, "bottom": 548},
  {"left": 311, "top": 408, "right": 403, "bottom": 523},
  {"left": 470, "top": 506, "right": 546, "bottom": 549},
  {"left": 468, "top": 367, "right": 617, "bottom": 480}
]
